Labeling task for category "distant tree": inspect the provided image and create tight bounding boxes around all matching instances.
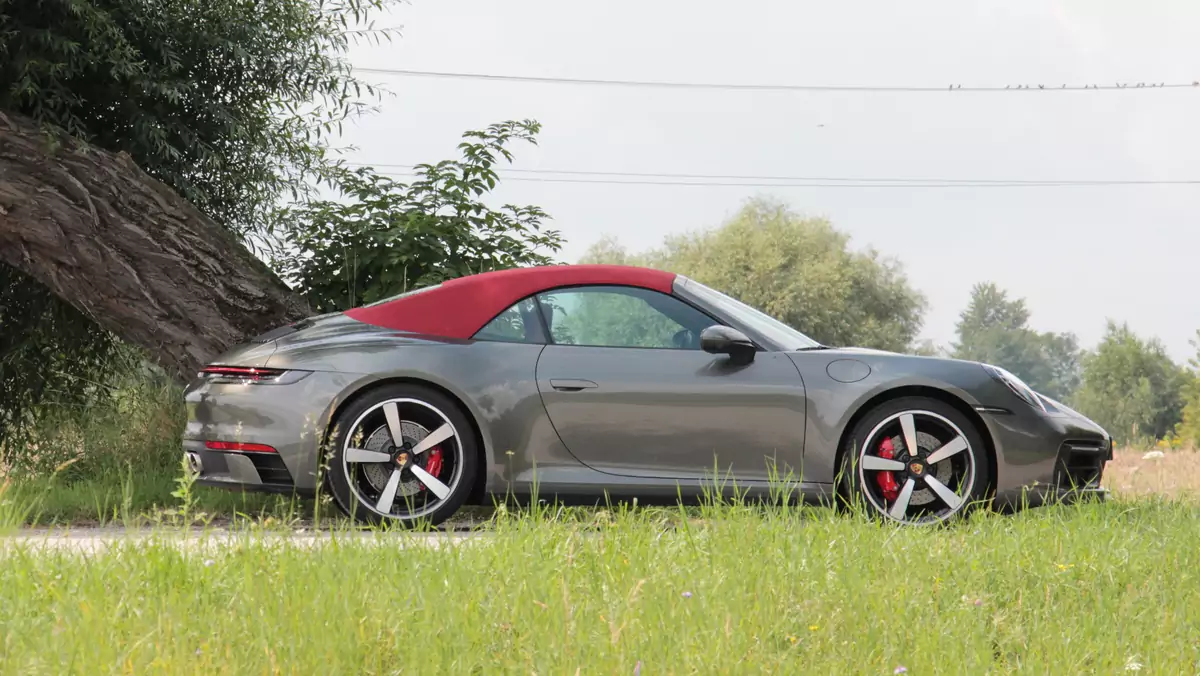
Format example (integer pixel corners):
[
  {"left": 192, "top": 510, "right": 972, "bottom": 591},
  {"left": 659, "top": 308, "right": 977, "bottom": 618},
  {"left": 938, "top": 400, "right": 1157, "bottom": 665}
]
[
  {"left": 1071, "top": 321, "right": 1187, "bottom": 447},
  {"left": 578, "top": 235, "right": 654, "bottom": 267},
  {"left": 278, "top": 120, "right": 563, "bottom": 312},
  {"left": 910, "top": 338, "right": 946, "bottom": 357},
  {"left": 951, "top": 282, "right": 1082, "bottom": 401},
  {"left": 1170, "top": 330, "right": 1200, "bottom": 449},
  {"left": 580, "top": 198, "right": 926, "bottom": 352},
  {"left": 1036, "top": 331, "right": 1084, "bottom": 402}
]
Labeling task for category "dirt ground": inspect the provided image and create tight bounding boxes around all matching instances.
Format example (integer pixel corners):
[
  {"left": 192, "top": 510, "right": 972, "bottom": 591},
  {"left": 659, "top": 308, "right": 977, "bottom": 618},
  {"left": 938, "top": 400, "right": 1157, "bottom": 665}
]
[{"left": 1106, "top": 447, "right": 1200, "bottom": 497}]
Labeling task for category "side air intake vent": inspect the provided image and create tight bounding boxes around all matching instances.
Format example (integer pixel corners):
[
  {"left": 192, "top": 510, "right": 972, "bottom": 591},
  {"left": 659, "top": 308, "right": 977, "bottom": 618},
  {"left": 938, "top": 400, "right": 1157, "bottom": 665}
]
[{"left": 1054, "top": 439, "right": 1107, "bottom": 490}]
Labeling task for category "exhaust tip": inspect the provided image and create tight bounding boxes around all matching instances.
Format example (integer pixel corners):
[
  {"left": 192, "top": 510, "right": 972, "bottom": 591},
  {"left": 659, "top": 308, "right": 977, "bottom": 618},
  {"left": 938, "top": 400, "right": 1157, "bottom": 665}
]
[{"left": 185, "top": 452, "right": 203, "bottom": 474}]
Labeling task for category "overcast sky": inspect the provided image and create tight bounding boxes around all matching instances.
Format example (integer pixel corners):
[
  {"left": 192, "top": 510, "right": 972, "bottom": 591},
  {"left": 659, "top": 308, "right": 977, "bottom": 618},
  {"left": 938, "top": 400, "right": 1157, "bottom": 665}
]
[{"left": 336, "top": 0, "right": 1200, "bottom": 360}]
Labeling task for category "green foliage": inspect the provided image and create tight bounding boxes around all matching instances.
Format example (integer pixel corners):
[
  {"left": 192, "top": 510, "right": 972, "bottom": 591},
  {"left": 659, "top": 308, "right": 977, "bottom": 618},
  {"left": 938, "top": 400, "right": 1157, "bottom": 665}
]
[
  {"left": 0, "top": 346, "right": 181, "bottom": 482},
  {"left": 278, "top": 120, "right": 563, "bottom": 312},
  {"left": 951, "top": 282, "right": 1082, "bottom": 401},
  {"left": 0, "top": 268, "right": 118, "bottom": 444},
  {"left": 1071, "top": 321, "right": 1186, "bottom": 447},
  {"left": 909, "top": 338, "right": 945, "bottom": 357},
  {"left": 1170, "top": 331, "right": 1200, "bottom": 448},
  {"left": 0, "top": 0, "right": 388, "bottom": 441},
  {"left": 578, "top": 235, "right": 656, "bottom": 268},
  {"left": 579, "top": 198, "right": 927, "bottom": 352},
  {"left": 0, "top": 0, "right": 389, "bottom": 233},
  {"left": 2, "top": 500, "right": 1200, "bottom": 671}
]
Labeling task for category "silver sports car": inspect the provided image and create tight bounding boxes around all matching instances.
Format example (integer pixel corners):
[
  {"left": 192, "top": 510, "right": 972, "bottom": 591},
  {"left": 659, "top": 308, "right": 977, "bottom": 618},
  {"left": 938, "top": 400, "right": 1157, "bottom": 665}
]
[{"left": 183, "top": 264, "right": 1112, "bottom": 526}]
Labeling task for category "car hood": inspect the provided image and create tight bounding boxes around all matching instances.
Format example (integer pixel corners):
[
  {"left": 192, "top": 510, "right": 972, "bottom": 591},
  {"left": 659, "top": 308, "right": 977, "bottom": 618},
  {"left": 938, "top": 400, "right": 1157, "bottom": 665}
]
[
  {"left": 815, "top": 346, "right": 899, "bottom": 356},
  {"left": 800, "top": 345, "right": 978, "bottom": 366}
]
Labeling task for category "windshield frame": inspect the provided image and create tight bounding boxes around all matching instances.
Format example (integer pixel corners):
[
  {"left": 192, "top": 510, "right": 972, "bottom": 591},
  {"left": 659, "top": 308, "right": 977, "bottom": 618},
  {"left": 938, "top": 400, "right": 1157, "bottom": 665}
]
[{"left": 674, "top": 276, "right": 821, "bottom": 351}]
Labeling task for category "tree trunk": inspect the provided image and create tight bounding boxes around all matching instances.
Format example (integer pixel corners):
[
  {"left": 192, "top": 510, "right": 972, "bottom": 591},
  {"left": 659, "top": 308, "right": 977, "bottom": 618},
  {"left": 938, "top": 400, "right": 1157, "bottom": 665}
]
[{"left": 0, "top": 110, "right": 311, "bottom": 382}]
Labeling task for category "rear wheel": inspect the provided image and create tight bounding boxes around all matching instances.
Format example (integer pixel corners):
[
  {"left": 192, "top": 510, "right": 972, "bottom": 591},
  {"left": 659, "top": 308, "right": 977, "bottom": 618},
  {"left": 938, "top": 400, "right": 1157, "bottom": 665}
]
[
  {"left": 326, "top": 384, "right": 478, "bottom": 527},
  {"left": 841, "top": 397, "right": 990, "bottom": 525}
]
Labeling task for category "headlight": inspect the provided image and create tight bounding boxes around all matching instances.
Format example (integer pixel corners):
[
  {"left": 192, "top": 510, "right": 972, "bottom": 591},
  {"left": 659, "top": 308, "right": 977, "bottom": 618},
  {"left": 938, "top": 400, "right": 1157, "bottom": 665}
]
[
  {"left": 1039, "top": 394, "right": 1103, "bottom": 427},
  {"left": 981, "top": 364, "right": 1046, "bottom": 412}
]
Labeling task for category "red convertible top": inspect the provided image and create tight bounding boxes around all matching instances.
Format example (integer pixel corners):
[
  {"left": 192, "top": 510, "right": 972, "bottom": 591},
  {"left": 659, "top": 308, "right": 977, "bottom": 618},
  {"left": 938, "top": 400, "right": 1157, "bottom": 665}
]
[{"left": 343, "top": 264, "right": 677, "bottom": 339}]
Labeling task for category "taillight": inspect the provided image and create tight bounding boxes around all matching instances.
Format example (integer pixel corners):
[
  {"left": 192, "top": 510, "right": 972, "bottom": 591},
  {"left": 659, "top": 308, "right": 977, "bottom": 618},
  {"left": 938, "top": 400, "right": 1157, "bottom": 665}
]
[
  {"left": 198, "top": 366, "right": 309, "bottom": 384},
  {"left": 205, "top": 440, "right": 278, "bottom": 454},
  {"left": 201, "top": 366, "right": 284, "bottom": 380}
]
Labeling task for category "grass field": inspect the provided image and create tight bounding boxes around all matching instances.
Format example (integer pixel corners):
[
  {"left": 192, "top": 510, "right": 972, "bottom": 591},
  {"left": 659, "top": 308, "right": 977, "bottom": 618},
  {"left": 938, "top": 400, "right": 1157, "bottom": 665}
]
[
  {"left": 2, "top": 496, "right": 1199, "bottom": 674},
  {"left": 0, "top": 449, "right": 1195, "bottom": 673},
  {"left": 1, "top": 426, "right": 1197, "bottom": 674}
]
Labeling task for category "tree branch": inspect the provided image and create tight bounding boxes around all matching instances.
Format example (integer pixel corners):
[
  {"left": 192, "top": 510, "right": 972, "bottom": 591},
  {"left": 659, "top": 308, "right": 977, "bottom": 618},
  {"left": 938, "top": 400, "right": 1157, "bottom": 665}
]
[{"left": 0, "top": 110, "right": 311, "bottom": 382}]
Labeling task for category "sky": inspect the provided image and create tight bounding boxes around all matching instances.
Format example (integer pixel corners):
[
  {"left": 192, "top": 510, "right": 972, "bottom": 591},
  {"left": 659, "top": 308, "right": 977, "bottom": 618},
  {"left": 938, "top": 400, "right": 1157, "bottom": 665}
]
[{"left": 334, "top": 0, "right": 1200, "bottom": 360}]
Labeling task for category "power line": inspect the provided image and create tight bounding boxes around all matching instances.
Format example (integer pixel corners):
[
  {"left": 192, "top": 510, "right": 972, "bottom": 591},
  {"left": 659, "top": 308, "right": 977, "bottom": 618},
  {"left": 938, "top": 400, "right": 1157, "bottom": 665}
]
[
  {"left": 344, "top": 162, "right": 1200, "bottom": 187},
  {"left": 354, "top": 67, "right": 1200, "bottom": 93},
  {"left": 367, "top": 171, "right": 1200, "bottom": 189}
]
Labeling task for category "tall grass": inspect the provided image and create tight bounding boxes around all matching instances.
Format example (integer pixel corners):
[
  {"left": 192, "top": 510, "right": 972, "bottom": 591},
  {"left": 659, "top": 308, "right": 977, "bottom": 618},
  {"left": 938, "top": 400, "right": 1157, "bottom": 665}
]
[
  {"left": 0, "top": 498, "right": 1197, "bottom": 673},
  {"left": 0, "top": 359, "right": 300, "bottom": 525},
  {"left": 0, "top": 358, "right": 181, "bottom": 481}
]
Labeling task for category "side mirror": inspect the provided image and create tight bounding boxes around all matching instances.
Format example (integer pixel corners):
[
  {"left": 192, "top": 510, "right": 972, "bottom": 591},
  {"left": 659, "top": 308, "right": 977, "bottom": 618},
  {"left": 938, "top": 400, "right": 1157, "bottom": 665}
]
[{"left": 700, "top": 325, "right": 756, "bottom": 364}]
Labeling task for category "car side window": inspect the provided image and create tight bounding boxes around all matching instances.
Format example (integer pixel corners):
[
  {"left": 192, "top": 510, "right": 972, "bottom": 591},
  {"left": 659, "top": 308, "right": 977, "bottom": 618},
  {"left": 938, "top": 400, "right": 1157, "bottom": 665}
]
[
  {"left": 473, "top": 298, "right": 546, "bottom": 344},
  {"left": 536, "top": 286, "right": 716, "bottom": 349}
]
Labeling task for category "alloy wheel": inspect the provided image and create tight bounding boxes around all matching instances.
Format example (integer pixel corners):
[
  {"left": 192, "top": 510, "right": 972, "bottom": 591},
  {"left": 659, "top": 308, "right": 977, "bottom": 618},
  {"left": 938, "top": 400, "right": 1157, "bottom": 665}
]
[
  {"left": 856, "top": 410, "right": 977, "bottom": 525},
  {"left": 341, "top": 398, "right": 464, "bottom": 520}
]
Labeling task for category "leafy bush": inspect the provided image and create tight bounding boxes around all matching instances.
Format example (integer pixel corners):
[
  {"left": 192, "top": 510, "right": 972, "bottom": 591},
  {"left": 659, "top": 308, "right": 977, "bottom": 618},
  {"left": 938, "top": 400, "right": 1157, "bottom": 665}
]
[
  {"left": 0, "top": 348, "right": 182, "bottom": 481},
  {"left": 0, "top": 268, "right": 118, "bottom": 447},
  {"left": 278, "top": 120, "right": 564, "bottom": 312}
]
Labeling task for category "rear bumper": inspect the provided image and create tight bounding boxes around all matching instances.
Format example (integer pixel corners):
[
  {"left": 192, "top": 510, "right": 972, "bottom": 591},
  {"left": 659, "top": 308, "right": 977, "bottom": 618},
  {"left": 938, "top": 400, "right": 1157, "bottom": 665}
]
[
  {"left": 183, "top": 444, "right": 311, "bottom": 496},
  {"left": 185, "top": 446, "right": 317, "bottom": 497},
  {"left": 182, "top": 369, "right": 357, "bottom": 495},
  {"left": 196, "top": 476, "right": 314, "bottom": 497}
]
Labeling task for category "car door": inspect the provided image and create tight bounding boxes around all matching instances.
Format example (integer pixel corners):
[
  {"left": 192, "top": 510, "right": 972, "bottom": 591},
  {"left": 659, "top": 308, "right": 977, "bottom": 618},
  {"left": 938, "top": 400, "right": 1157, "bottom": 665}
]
[{"left": 533, "top": 285, "right": 807, "bottom": 482}]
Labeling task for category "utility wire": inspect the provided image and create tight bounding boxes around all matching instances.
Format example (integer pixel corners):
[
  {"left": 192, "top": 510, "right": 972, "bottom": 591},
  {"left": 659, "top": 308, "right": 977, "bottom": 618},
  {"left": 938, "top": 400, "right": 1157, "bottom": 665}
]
[
  {"left": 344, "top": 163, "right": 1200, "bottom": 187},
  {"left": 367, "top": 171, "right": 1200, "bottom": 189},
  {"left": 354, "top": 67, "right": 1200, "bottom": 93}
]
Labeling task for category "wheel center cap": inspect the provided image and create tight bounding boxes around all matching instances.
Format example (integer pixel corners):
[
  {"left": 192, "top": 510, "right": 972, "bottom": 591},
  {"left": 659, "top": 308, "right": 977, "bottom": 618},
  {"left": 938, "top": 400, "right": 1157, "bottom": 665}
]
[
  {"left": 909, "top": 461, "right": 925, "bottom": 476},
  {"left": 389, "top": 441, "right": 414, "bottom": 470}
]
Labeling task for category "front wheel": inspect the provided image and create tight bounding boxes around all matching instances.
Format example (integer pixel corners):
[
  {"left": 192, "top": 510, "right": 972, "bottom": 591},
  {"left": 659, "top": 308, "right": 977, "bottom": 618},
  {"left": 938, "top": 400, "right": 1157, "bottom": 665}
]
[
  {"left": 841, "top": 397, "right": 991, "bottom": 525},
  {"left": 325, "top": 384, "right": 478, "bottom": 527}
]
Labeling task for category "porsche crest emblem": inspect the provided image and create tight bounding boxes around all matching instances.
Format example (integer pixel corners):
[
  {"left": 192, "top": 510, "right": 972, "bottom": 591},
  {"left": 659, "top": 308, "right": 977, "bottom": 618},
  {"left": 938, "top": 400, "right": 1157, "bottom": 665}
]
[{"left": 909, "top": 462, "right": 924, "bottom": 475}]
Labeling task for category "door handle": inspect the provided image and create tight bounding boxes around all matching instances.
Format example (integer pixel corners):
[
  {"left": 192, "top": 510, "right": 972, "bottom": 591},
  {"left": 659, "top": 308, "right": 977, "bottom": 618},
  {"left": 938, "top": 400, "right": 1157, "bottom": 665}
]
[{"left": 549, "top": 378, "right": 599, "bottom": 392}]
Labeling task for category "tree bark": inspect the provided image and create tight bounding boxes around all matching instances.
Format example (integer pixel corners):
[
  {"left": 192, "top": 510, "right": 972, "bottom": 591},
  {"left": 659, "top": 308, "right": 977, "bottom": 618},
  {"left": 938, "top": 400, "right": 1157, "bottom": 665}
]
[{"left": 0, "top": 110, "right": 311, "bottom": 382}]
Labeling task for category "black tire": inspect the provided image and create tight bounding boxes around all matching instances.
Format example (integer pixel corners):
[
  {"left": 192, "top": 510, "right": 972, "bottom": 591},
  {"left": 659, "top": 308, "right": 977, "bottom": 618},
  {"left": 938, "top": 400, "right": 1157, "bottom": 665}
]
[
  {"left": 839, "top": 396, "right": 991, "bottom": 525},
  {"left": 325, "top": 383, "right": 479, "bottom": 527}
]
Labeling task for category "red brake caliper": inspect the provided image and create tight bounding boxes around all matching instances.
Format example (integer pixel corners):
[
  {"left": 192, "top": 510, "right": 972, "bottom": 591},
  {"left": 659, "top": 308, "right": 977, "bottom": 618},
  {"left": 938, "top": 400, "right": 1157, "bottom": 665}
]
[
  {"left": 874, "top": 437, "right": 900, "bottom": 502},
  {"left": 420, "top": 446, "right": 444, "bottom": 491}
]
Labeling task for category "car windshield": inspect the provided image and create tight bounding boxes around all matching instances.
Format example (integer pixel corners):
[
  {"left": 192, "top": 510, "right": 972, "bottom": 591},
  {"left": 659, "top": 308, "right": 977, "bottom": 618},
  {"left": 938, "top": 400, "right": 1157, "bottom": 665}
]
[{"left": 681, "top": 277, "right": 821, "bottom": 350}]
